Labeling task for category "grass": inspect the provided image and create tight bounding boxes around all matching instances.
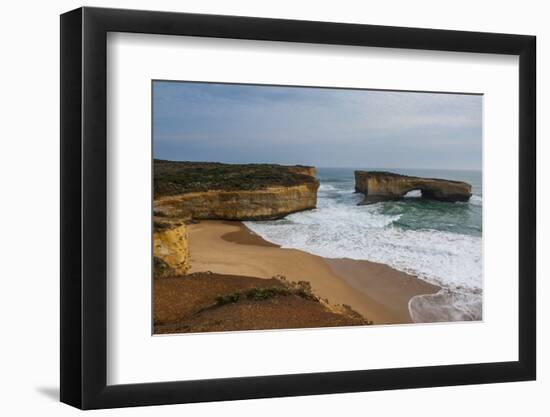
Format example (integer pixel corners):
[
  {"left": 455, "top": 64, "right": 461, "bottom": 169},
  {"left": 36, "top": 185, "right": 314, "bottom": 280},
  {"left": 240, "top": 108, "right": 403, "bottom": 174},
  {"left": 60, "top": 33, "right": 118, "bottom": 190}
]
[
  {"left": 214, "top": 277, "right": 318, "bottom": 306},
  {"left": 154, "top": 159, "right": 317, "bottom": 198},
  {"left": 210, "top": 276, "right": 372, "bottom": 325}
]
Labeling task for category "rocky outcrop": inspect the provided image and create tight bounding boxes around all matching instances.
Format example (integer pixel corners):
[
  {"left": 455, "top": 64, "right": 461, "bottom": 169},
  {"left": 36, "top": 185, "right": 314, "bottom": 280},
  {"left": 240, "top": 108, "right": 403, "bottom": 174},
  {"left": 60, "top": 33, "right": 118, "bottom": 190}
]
[
  {"left": 354, "top": 171, "right": 472, "bottom": 204},
  {"left": 152, "top": 161, "right": 319, "bottom": 278},
  {"left": 154, "top": 160, "right": 319, "bottom": 220},
  {"left": 154, "top": 183, "right": 319, "bottom": 220},
  {"left": 153, "top": 219, "right": 190, "bottom": 278}
]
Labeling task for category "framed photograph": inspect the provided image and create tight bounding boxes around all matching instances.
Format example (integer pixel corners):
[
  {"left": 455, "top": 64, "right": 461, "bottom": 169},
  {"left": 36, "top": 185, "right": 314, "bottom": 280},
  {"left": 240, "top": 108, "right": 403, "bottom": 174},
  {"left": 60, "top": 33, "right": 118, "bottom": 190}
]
[{"left": 60, "top": 6, "right": 536, "bottom": 409}]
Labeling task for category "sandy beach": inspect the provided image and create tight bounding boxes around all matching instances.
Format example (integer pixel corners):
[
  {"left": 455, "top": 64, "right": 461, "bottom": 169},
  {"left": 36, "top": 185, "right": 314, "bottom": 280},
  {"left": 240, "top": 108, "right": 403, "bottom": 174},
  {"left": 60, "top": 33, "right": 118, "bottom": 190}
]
[{"left": 187, "top": 220, "right": 439, "bottom": 325}]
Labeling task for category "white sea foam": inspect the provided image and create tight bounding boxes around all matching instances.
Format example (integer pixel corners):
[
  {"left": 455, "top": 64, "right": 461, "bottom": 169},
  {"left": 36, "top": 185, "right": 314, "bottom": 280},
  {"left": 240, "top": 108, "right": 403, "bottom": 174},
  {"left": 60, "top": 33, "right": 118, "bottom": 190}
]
[
  {"left": 470, "top": 195, "right": 483, "bottom": 206},
  {"left": 404, "top": 189, "right": 422, "bottom": 198},
  {"left": 409, "top": 290, "right": 482, "bottom": 322},
  {"left": 318, "top": 183, "right": 339, "bottom": 191},
  {"left": 245, "top": 185, "right": 483, "bottom": 322},
  {"left": 245, "top": 204, "right": 482, "bottom": 292}
]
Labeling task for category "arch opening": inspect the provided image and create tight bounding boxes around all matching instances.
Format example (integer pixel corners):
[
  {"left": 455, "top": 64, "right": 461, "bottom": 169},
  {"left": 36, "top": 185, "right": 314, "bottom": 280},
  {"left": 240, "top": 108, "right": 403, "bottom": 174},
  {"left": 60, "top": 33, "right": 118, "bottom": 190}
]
[{"left": 404, "top": 189, "right": 422, "bottom": 198}]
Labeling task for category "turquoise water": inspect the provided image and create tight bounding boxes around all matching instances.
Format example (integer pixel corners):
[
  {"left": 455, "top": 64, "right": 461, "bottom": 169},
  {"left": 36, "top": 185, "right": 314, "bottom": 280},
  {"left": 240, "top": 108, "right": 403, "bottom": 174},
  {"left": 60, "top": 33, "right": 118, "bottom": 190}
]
[
  {"left": 322, "top": 167, "right": 482, "bottom": 237},
  {"left": 245, "top": 168, "right": 483, "bottom": 323}
]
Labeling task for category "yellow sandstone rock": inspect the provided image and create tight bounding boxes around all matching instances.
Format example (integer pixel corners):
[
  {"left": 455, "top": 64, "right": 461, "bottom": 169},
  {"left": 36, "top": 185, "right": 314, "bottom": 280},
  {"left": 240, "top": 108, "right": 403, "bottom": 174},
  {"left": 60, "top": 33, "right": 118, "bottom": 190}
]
[
  {"left": 354, "top": 171, "right": 472, "bottom": 204},
  {"left": 153, "top": 183, "right": 319, "bottom": 221},
  {"left": 151, "top": 162, "right": 320, "bottom": 278},
  {"left": 153, "top": 221, "right": 189, "bottom": 278}
]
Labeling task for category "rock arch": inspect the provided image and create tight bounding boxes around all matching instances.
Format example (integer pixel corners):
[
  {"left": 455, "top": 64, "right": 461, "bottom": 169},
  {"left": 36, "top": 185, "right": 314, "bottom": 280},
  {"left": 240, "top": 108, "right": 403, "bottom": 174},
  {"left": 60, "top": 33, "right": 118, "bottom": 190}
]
[{"left": 354, "top": 171, "right": 472, "bottom": 205}]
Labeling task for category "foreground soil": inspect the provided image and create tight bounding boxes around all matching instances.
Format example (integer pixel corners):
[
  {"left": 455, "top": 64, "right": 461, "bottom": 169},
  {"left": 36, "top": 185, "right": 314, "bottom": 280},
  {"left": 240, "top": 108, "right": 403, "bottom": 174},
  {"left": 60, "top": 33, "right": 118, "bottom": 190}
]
[{"left": 154, "top": 272, "right": 368, "bottom": 334}]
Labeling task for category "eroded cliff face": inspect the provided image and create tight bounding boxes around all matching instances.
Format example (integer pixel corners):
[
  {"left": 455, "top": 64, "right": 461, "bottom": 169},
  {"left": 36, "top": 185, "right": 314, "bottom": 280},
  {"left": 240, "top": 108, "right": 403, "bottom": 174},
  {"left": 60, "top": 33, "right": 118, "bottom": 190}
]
[
  {"left": 355, "top": 171, "right": 472, "bottom": 204},
  {"left": 285, "top": 166, "right": 317, "bottom": 178},
  {"left": 154, "top": 183, "right": 319, "bottom": 221},
  {"left": 152, "top": 162, "right": 319, "bottom": 277},
  {"left": 153, "top": 160, "right": 319, "bottom": 220},
  {"left": 153, "top": 220, "right": 190, "bottom": 278}
]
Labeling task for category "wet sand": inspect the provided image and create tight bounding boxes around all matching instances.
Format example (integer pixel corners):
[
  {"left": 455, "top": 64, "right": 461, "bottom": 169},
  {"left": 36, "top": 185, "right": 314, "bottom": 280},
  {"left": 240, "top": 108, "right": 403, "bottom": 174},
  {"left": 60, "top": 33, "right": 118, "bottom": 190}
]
[{"left": 188, "top": 221, "right": 439, "bottom": 324}]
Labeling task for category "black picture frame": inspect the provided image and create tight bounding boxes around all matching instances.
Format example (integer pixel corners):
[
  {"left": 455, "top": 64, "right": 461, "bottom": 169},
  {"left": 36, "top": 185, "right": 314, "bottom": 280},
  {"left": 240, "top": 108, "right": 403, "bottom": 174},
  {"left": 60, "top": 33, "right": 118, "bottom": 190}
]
[{"left": 60, "top": 6, "right": 536, "bottom": 410}]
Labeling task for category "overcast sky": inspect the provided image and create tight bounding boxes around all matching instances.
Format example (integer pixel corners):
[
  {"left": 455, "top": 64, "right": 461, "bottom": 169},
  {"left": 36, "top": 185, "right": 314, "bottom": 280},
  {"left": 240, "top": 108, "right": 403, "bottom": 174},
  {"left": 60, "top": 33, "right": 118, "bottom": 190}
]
[{"left": 153, "top": 81, "right": 482, "bottom": 170}]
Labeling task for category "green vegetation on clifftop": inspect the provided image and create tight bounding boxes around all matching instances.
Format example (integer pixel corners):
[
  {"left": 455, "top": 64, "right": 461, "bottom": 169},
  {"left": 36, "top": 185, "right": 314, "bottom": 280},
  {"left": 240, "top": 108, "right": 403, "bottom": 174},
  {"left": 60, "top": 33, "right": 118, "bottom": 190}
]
[{"left": 154, "top": 159, "right": 317, "bottom": 199}]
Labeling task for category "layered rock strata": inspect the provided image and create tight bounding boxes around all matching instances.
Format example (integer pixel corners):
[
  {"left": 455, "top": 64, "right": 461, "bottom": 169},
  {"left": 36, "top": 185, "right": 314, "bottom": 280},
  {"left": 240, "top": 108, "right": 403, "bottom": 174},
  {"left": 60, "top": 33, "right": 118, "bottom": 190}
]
[
  {"left": 152, "top": 161, "right": 319, "bottom": 278},
  {"left": 354, "top": 171, "right": 472, "bottom": 204},
  {"left": 153, "top": 219, "right": 190, "bottom": 278},
  {"left": 154, "top": 160, "right": 319, "bottom": 220},
  {"left": 154, "top": 183, "right": 318, "bottom": 220}
]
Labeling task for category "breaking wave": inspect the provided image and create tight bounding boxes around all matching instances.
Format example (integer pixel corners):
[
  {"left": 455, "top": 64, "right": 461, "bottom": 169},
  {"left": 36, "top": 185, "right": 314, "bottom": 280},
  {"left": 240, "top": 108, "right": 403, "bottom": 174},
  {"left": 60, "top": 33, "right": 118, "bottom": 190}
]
[{"left": 245, "top": 168, "right": 483, "bottom": 323}]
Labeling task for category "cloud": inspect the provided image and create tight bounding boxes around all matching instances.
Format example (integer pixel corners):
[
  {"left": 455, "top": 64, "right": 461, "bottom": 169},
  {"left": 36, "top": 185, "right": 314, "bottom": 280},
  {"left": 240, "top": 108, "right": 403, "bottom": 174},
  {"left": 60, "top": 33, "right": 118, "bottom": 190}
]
[{"left": 153, "top": 81, "right": 482, "bottom": 170}]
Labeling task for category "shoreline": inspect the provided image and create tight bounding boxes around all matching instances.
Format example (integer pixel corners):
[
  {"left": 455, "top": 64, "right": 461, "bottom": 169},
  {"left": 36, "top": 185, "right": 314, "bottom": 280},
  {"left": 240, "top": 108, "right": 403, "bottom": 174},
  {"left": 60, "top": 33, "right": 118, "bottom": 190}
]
[{"left": 188, "top": 220, "right": 439, "bottom": 324}]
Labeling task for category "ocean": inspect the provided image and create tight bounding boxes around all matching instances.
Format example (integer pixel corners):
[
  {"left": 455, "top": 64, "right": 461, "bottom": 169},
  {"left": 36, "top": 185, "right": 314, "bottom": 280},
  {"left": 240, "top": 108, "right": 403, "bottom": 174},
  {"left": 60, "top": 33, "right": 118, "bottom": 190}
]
[{"left": 245, "top": 167, "right": 483, "bottom": 323}]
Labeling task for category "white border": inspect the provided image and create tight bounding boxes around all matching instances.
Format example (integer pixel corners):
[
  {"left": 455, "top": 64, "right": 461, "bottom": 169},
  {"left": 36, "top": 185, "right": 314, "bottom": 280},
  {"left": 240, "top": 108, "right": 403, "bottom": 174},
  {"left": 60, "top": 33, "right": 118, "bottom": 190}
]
[{"left": 107, "top": 33, "right": 518, "bottom": 385}]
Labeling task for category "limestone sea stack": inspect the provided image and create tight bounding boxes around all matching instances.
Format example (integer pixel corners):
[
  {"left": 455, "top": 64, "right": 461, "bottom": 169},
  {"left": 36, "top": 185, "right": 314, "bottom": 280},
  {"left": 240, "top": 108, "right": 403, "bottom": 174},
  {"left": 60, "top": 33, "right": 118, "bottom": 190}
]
[
  {"left": 354, "top": 171, "right": 472, "bottom": 205},
  {"left": 154, "top": 160, "right": 319, "bottom": 220}
]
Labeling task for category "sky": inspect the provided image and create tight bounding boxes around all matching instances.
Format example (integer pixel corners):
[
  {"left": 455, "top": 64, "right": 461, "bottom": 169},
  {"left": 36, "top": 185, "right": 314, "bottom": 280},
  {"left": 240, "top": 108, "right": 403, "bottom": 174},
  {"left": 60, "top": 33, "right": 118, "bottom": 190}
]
[{"left": 153, "top": 81, "right": 482, "bottom": 170}]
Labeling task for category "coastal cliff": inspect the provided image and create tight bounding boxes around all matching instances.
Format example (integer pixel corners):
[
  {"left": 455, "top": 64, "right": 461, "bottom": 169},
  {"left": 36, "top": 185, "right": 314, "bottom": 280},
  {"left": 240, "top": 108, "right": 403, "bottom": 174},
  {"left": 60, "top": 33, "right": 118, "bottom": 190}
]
[
  {"left": 154, "top": 184, "right": 318, "bottom": 220},
  {"left": 355, "top": 171, "right": 472, "bottom": 204},
  {"left": 153, "top": 219, "right": 190, "bottom": 278},
  {"left": 150, "top": 160, "right": 378, "bottom": 331},
  {"left": 152, "top": 160, "right": 319, "bottom": 278},
  {"left": 154, "top": 160, "right": 319, "bottom": 220}
]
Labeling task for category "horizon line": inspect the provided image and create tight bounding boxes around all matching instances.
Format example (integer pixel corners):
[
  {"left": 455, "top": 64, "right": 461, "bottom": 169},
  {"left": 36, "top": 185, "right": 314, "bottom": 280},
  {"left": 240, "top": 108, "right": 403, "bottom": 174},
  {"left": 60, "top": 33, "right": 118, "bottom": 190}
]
[{"left": 153, "top": 158, "right": 481, "bottom": 172}]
